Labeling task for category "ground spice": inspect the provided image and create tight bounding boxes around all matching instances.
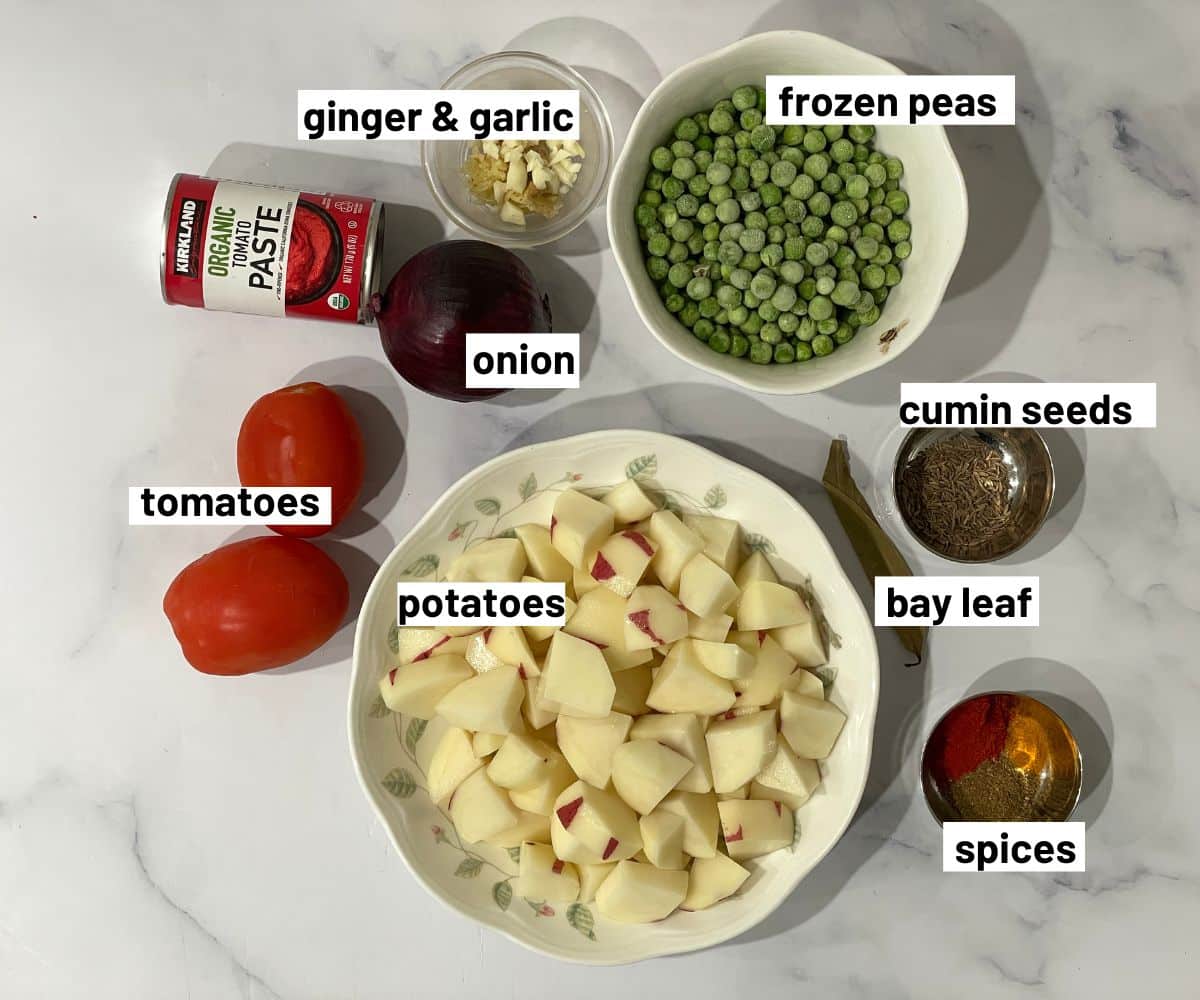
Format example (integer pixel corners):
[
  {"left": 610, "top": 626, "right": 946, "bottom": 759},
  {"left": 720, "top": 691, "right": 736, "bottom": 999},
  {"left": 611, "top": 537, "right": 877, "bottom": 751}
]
[
  {"left": 898, "top": 432, "right": 1017, "bottom": 550},
  {"left": 927, "top": 694, "right": 1014, "bottom": 781},
  {"left": 949, "top": 756, "right": 1036, "bottom": 821}
]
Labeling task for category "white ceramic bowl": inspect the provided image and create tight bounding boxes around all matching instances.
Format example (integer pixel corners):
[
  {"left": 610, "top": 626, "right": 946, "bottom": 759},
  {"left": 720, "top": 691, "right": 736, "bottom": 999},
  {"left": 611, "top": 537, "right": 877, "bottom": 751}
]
[
  {"left": 607, "top": 32, "right": 968, "bottom": 394},
  {"left": 348, "top": 430, "right": 879, "bottom": 963}
]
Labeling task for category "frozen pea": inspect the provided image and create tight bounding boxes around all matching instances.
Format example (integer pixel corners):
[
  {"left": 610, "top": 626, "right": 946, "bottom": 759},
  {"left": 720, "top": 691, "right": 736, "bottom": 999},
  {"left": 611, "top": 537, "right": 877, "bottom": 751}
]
[
  {"left": 766, "top": 224, "right": 785, "bottom": 244},
  {"left": 811, "top": 333, "right": 834, "bottom": 356},
  {"left": 716, "top": 198, "right": 741, "bottom": 224},
  {"left": 661, "top": 177, "right": 685, "bottom": 200},
  {"left": 750, "top": 270, "right": 777, "bottom": 299},
  {"left": 742, "top": 289, "right": 761, "bottom": 310},
  {"left": 714, "top": 147, "right": 737, "bottom": 168},
  {"left": 884, "top": 189, "right": 908, "bottom": 215},
  {"left": 779, "top": 259, "right": 805, "bottom": 284},
  {"left": 861, "top": 264, "right": 885, "bottom": 290},
  {"left": 885, "top": 156, "right": 904, "bottom": 179},
  {"left": 783, "top": 197, "right": 807, "bottom": 223},
  {"left": 740, "top": 251, "right": 762, "bottom": 271},
  {"left": 697, "top": 204, "right": 718, "bottom": 226},
  {"left": 729, "top": 165, "right": 750, "bottom": 191},
  {"left": 742, "top": 313, "right": 764, "bottom": 335},
  {"left": 689, "top": 174, "right": 711, "bottom": 197},
  {"left": 760, "top": 243, "right": 784, "bottom": 268},
  {"left": 759, "top": 182, "right": 783, "bottom": 207},
  {"left": 805, "top": 242, "right": 829, "bottom": 266},
  {"left": 729, "top": 267, "right": 752, "bottom": 291},
  {"left": 771, "top": 284, "right": 798, "bottom": 311},
  {"left": 821, "top": 173, "right": 843, "bottom": 195},
  {"left": 701, "top": 238, "right": 718, "bottom": 258},
  {"left": 765, "top": 205, "right": 786, "bottom": 226},
  {"left": 679, "top": 302, "right": 700, "bottom": 327},
  {"left": 833, "top": 246, "right": 856, "bottom": 269},
  {"left": 647, "top": 233, "right": 670, "bottom": 257},
  {"left": 672, "top": 157, "right": 697, "bottom": 181},
  {"left": 868, "top": 185, "right": 885, "bottom": 207},
  {"left": 837, "top": 161, "right": 857, "bottom": 181},
  {"left": 693, "top": 318, "right": 714, "bottom": 341},
  {"left": 806, "top": 191, "right": 831, "bottom": 217},
  {"left": 695, "top": 134, "right": 713, "bottom": 153},
  {"left": 854, "top": 236, "right": 879, "bottom": 259},
  {"left": 737, "top": 229, "right": 765, "bottom": 255},
  {"left": 844, "top": 174, "right": 869, "bottom": 200},
  {"left": 708, "top": 183, "right": 733, "bottom": 204},
  {"left": 781, "top": 124, "right": 805, "bottom": 145},
  {"left": 815, "top": 275, "right": 835, "bottom": 296},
  {"left": 739, "top": 189, "right": 763, "bottom": 213},
  {"left": 667, "top": 241, "right": 689, "bottom": 263},
  {"left": 758, "top": 303, "right": 780, "bottom": 323},
  {"left": 831, "top": 279, "right": 860, "bottom": 307},
  {"left": 709, "top": 107, "right": 735, "bottom": 134},
  {"left": 888, "top": 218, "right": 912, "bottom": 243},
  {"left": 665, "top": 292, "right": 685, "bottom": 313},
  {"left": 749, "top": 340, "right": 773, "bottom": 364},
  {"left": 870, "top": 204, "right": 893, "bottom": 226},
  {"left": 894, "top": 239, "right": 911, "bottom": 260},
  {"left": 709, "top": 328, "right": 731, "bottom": 353},
  {"left": 650, "top": 146, "right": 674, "bottom": 171},
  {"left": 847, "top": 124, "right": 874, "bottom": 142},
  {"left": 750, "top": 124, "right": 776, "bottom": 152},
  {"left": 675, "top": 116, "right": 700, "bottom": 141},
  {"left": 780, "top": 146, "right": 805, "bottom": 166},
  {"left": 800, "top": 214, "right": 825, "bottom": 239},
  {"left": 825, "top": 224, "right": 848, "bottom": 245},
  {"left": 778, "top": 311, "right": 800, "bottom": 334},
  {"left": 716, "top": 283, "right": 742, "bottom": 307},
  {"left": 729, "top": 333, "right": 749, "bottom": 357},
  {"left": 677, "top": 194, "right": 700, "bottom": 217},
  {"left": 744, "top": 211, "right": 768, "bottom": 230},
  {"left": 862, "top": 221, "right": 885, "bottom": 241},
  {"left": 646, "top": 256, "right": 669, "bottom": 281},
  {"left": 732, "top": 85, "right": 758, "bottom": 111},
  {"left": 667, "top": 262, "right": 692, "bottom": 287},
  {"left": 706, "top": 162, "right": 732, "bottom": 185},
  {"left": 829, "top": 138, "right": 854, "bottom": 163},
  {"left": 834, "top": 323, "right": 855, "bottom": 345},
  {"left": 770, "top": 160, "right": 798, "bottom": 187},
  {"left": 809, "top": 295, "right": 834, "bottom": 321},
  {"left": 803, "top": 154, "right": 829, "bottom": 180},
  {"left": 699, "top": 296, "right": 720, "bottom": 318},
  {"left": 733, "top": 130, "right": 751, "bottom": 150},
  {"left": 736, "top": 146, "right": 756, "bottom": 166},
  {"left": 789, "top": 174, "right": 816, "bottom": 200},
  {"left": 798, "top": 277, "right": 817, "bottom": 301},
  {"left": 871, "top": 244, "right": 893, "bottom": 266},
  {"left": 635, "top": 203, "right": 657, "bottom": 228},
  {"left": 774, "top": 342, "right": 796, "bottom": 363},
  {"left": 739, "top": 108, "right": 763, "bottom": 130},
  {"left": 718, "top": 240, "right": 743, "bottom": 266},
  {"left": 795, "top": 340, "right": 814, "bottom": 361},
  {"left": 860, "top": 304, "right": 881, "bottom": 326},
  {"left": 728, "top": 304, "right": 750, "bottom": 326},
  {"left": 798, "top": 316, "right": 817, "bottom": 341},
  {"left": 802, "top": 129, "right": 827, "bottom": 153}
]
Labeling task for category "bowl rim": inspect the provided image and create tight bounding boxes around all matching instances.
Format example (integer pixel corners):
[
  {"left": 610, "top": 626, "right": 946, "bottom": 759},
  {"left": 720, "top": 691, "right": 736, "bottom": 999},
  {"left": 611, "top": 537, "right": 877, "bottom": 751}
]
[
  {"left": 605, "top": 30, "right": 969, "bottom": 395},
  {"left": 919, "top": 690, "right": 1083, "bottom": 825},
  {"left": 891, "top": 426, "right": 1056, "bottom": 563},
  {"left": 420, "top": 50, "right": 615, "bottom": 249},
  {"left": 348, "top": 429, "right": 880, "bottom": 964}
]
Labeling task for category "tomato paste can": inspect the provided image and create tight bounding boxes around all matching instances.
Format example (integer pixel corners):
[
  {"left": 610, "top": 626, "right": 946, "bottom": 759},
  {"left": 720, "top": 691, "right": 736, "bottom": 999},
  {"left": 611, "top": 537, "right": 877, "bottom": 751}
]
[{"left": 160, "top": 174, "right": 384, "bottom": 324}]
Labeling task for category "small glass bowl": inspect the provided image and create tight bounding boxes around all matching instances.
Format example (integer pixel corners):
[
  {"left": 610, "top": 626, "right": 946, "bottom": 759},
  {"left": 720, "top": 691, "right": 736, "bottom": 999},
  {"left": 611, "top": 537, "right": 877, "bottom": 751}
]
[{"left": 421, "top": 52, "right": 613, "bottom": 248}]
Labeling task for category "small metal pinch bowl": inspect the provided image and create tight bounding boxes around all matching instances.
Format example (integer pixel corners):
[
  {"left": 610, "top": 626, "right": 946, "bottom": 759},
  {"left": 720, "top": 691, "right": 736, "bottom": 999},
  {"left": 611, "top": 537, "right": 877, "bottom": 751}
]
[
  {"left": 893, "top": 427, "right": 1054, "bottom": 562},
  {"left": 921, "top": 692, "right": 1083, "bottom": 824}
]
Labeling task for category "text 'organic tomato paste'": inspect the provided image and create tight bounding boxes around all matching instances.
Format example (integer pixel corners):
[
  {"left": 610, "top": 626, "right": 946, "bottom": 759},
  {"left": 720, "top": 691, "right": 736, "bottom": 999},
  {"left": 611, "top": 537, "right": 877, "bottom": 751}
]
[{"left": 161, "top": 174, "right": 384, "bottom": 323}]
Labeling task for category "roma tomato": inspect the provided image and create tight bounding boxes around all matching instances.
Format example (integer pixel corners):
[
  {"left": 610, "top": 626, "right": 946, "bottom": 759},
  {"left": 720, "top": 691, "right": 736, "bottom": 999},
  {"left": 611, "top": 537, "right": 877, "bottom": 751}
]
[
  {"left": 164, "top": 536, "right": 349, "bottom": 675},
  {"left": 237, "top": 381, "right": 365, "bottom": 537}
]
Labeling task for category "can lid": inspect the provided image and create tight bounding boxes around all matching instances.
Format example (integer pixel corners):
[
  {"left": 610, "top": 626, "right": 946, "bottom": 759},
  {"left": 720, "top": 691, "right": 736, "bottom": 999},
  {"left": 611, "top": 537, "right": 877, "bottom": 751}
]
[
  {"left": 360, "top": 201, "right": 386, "bottom": 325},
  {"left": 160, "top": 173, "right": 185, "bottom": 305}
]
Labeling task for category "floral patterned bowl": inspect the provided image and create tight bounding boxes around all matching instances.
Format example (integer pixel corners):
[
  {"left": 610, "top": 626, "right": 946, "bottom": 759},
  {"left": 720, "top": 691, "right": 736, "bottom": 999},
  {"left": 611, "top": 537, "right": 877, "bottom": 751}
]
[{"left": 348, "top": 430, "right": 879, "bottom": 964}]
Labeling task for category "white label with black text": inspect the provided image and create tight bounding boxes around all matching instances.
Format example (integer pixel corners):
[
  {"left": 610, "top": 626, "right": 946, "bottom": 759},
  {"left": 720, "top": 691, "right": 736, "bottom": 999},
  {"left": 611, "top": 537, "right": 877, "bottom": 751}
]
[
  {"left": 766, "top": 75, "right": 1015, "bottom": 126},
  {"left": 875, "top": 576, "right": 1038, "bottom": 627},
  {"left": 944, "top": 822, "right": 1085, "bottom": 872},
  {"left": 298, "top": 90, "right": 579, "bottom": 141},
  {"left": 465, "top": 333, "right": 581, "bottom": 389},
  {"left": 397, "top": 582, "right": 568, "bottom": 627},
  {"left": 900, "top": 382, "right": 1156, "bottom": 428},
  {"left": 129, "top": 486, "right": 331, "bottom": 526}
]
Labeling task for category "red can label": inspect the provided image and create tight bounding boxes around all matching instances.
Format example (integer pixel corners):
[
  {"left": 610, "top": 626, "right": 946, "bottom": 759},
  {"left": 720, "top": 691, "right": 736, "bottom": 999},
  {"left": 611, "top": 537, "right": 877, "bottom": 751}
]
[{"left": 162, "top": 174, "right": 378, "bottom": 323}]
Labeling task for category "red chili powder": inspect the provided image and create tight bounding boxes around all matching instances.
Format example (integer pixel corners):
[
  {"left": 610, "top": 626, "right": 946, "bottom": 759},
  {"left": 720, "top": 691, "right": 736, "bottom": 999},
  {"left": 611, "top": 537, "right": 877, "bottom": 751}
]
[
  {"left": 928, "top": 694, "right": 1014, "bottom": 781},
  {"left": 286, "top": 203, "right": 337, "bottom": 302}
]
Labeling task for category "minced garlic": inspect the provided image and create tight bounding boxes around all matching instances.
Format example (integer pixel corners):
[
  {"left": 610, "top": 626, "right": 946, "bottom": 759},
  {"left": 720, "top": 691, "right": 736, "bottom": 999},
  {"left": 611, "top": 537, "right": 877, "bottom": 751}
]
[{"left": 463, "top": 138, "right": 586, "bottom": 227}]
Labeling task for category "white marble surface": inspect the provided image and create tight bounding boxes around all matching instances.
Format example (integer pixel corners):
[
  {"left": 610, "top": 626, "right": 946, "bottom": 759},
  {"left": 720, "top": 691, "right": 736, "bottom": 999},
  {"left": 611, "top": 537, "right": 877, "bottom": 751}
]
[{"left": 2, "top": 1, "right": 1197, "bottom": 996}]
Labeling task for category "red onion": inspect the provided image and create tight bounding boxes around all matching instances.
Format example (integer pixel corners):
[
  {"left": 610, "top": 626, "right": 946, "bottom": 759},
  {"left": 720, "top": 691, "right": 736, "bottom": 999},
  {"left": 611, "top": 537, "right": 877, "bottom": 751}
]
[{"left": 371, "top": 240, "right": 553, "bottom": 401}]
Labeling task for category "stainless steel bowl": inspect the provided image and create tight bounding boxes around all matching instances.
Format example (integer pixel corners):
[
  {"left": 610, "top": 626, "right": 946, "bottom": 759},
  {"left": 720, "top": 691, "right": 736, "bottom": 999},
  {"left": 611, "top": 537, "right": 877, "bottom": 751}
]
[{"left": 893, "top": 427, "right": 1054, "bottom": 563}]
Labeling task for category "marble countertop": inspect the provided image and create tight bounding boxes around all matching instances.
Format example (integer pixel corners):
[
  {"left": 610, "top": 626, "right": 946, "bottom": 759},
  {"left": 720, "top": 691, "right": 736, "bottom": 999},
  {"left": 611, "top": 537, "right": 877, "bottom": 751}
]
[{"left": 3, "top": 1, "right": 1197, "bottom": 996}]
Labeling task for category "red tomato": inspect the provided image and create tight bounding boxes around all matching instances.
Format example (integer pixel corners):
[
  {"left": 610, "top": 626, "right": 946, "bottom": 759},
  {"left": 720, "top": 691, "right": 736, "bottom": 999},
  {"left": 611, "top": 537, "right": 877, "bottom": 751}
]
[
  {"left": 164, "top": 536, "right": 349, "bottom": 675},
  {"left": 237, "top": 381, "right": 365, "bottom": 537}
]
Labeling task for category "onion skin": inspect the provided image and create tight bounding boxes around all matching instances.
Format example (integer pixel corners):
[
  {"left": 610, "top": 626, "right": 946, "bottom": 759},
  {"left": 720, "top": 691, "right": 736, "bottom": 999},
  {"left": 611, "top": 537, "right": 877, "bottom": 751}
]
[{"left": 372, "top": 240, "right": 553, "bottom": 401}]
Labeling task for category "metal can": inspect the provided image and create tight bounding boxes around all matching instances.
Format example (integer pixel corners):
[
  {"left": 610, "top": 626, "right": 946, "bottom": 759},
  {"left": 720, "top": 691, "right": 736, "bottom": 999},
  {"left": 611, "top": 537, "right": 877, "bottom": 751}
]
[{"left": 161, "top": 173, "right": 384, "bottom": 324}]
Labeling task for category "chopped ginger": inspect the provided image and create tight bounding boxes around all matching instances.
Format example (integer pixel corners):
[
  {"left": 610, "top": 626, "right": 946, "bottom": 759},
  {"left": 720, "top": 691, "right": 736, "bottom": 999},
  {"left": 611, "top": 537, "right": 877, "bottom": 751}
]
[{"left": 463, "top": 138, "right": 585, "bottom": 227}]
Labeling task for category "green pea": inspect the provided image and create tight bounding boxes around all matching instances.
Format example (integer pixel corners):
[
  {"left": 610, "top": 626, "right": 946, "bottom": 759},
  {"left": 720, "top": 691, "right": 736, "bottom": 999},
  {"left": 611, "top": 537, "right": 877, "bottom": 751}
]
[
  {"left": 807, "top": 191, "right": 832, "bottom": 217},
  {"left": 759, "top": 303, "right": 781, "bottom": 324},
  {"left": 834, "top": 323, "right": 855, "bottom": 345},
  {"left": 708, "top": 329, "right": 732, "bottom": 353},
  {"left": 742, "top": 313, "right": 764, "bottom": 335},
  {"left": 860, "top": 304, "right": 881, "bottom": 327},
  {"left": 716, "top": 283, "right": 742, "bottom": 307},
  {"left": 831, "top": 279, "right": 860, "bottom": 307},
  {"left": 805, "top": 242, "right": 829, "bottom": 267},
  {"left": 759, "top": 182, "right": 782, "bottom": 207},
  {"left": 764, "top": 206, "right": 785, "bottom": 227},
  {"left": 736, "top": 146, "right": 756, "bottom": 166},
  {"left": 769, "top": 160, "right": 798, "bottom": 187},
  {"left": 861, "top": 264, "right": 886, "bottom": 290},
  {"left": 884, "top": 189, "right": 909, "bottom": 215},
  {"left": 647, "top": 233, "right": 670, "bottom": 257},
  {"left": 737, "top": 229, "right": 765, "bottom": 254},
  {"left": 676, "top": 194, "right": 699, "bottom": 217},
  {"left": 744, "top": 210, "right": 768, "bottom": 231},
  {"left": 714, "top": 147, "right": 737, "bottom": 167},
  {"left": 844, "top": 174, "right": 869, "bottom": 200},
  {"left": 771, "top": 284, "right": 798, "bottom": 311},
  {"left": 778, "top": 311, "right": 800, "bottom": 334},
  {"left": 825, "top": 224, "right": 849, "bottom": 245},
  {"left": 651, "top": 146, "right": 674, "bottom": 171},
  {"left": 867, "top": 185, "right": 885, "bottom": 207},
  {"left": 738, "top": 188, "right": 761, "bottom": 212},
  {"left": 740, "top": 251, "right": 762, "bottom": 272},
  {"left": 780, "top": 146, "right": 805, "bottom": 166},
  {"left": 715, "top": 198, "right": 741, "bottom": 225},
  {"left": 750, "top": 271, "right": 777, "bottom": 299},
  {"left": 685, "top": 275, "right": 711, "bottom": 300},
  {"left": 862, "top": 222, "right": 885, "bottom": 241},
  {"left": 885, "top": 156, "right": 904, "bottom": 179},
  {"left": 750, "top": 124, "right": 776, "bottom": 152},
  {"left": 667, "top": 241, "right": 689, "bottom": 263},
  {"left": 888, "top": 218, "right": 912, "bottom": 243},
  {"left": 829, "top": 138, "right": 854, "bottom": 163},
  {"left": 837, "top": 161, "right": 858, "bottom": 181},
  {"left": 697, "top": 205, "right": 718, "bottom": 227},
  {"left": 698, "top": 296, "right": 719, "bottom": 318},
  {"left": 854, "top": 236, "right": 879, "bottom": 259},
  {"left": 803, "top": 154, "right": 829, "bottom": 180},
  {"left": 815, "top": 275, "right": 836, "bottom": 297},
  {"left": 809, "top": 295, "right": 834, "bottom": 321},
  {"left": 833, "top": 246, "right": 856, "bottom": 269},
  {"left": 821, "top": 173, "right": 844, "bottom": 196},
  {"left": 733, "top": 130, "right": 751, "bottom": 150},
  {"left": 693, "top": 318, "right": 715, "bottom": 342},
  {"left": 781, "top": 124, "right": 805, "bottom": 146},
  {"left": 728, "top": 302, "right": 751, "bottom": 326},
  {"left": 729, "top": 333, "right": 749, "bottom": 357},
  {"left": 870, "top": 205, "right": 893, "bottom": 226},
  {"left": 640, "top": 188, "right": 662, "bottom": 207},
  {"left": 739, "top": 109, "right": 763, "bottom": 130},
  {"left": 795, "top": 340, "right": 814, "bottom": 361},
  {"left": 774, "top": 342, "right": 796, "bottom": 363},
  {"left": 802, "top": 129, "right": 827, "bottom": 153},
  {"left": 760, "top": 243, "right": 784, "bottom": 269},
  {"left": 894, "top": 240, "right": 911, "bottom": 260},
  {"left": 789, "top": 174, "right": 816, "bottom": 200},
  {"left": 748, "top": 160, "right": 770, "bottom": 186},
  {"left": 766, "top": 224, "right": 785, "bottom": 245},
  {"left": 811, "top": 333, "right": 835, "bottom": 356},
  {"left": 661, "top": 177, "right": 685, "bottom": 200},
  {"left": 731, "top": 85, "right": 758, "bottom": 111},
  {"left": 665, "top": 292, "right": 685, "bottom": 313},
  {"left": 645, "top": 256, "right": 669, "bottom": 281},
  {"left": 749, "top": 340, "right": 773, "bottom": 364},
  {"left": 708, "top": 183, "right": 733, "bottom": 205},
  {"left": 782, "top": 197, "right": 806, "bottom": 223},
  {"left": 709, "top": 107, "right": 735, "bottom": 134},
  {"left": 679, "top": 302, "right": 700, "bottom": 327},
  {"left": 847, "top": 124, "right": 874, "bottom": 142},
  {"left": 728, "top": 267, "right": 752, "bottom": 291},
  {"left": 672, "top": 157, "right": 697, "bottom": 181},
  {"left": 689, "top": 174, "right": 711, "bottom": 197},
  {"left": 635, "top": 203, "right": 656, "bottom": 228},
  {"left": 673, "top": 116, "right": 700, "bottom": 142},
  {"left": 664, "top": 261, "right": 689, "bottom": 287},
  {"left": 706, "top": 162, "right": 732, "bottom": 186}
]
